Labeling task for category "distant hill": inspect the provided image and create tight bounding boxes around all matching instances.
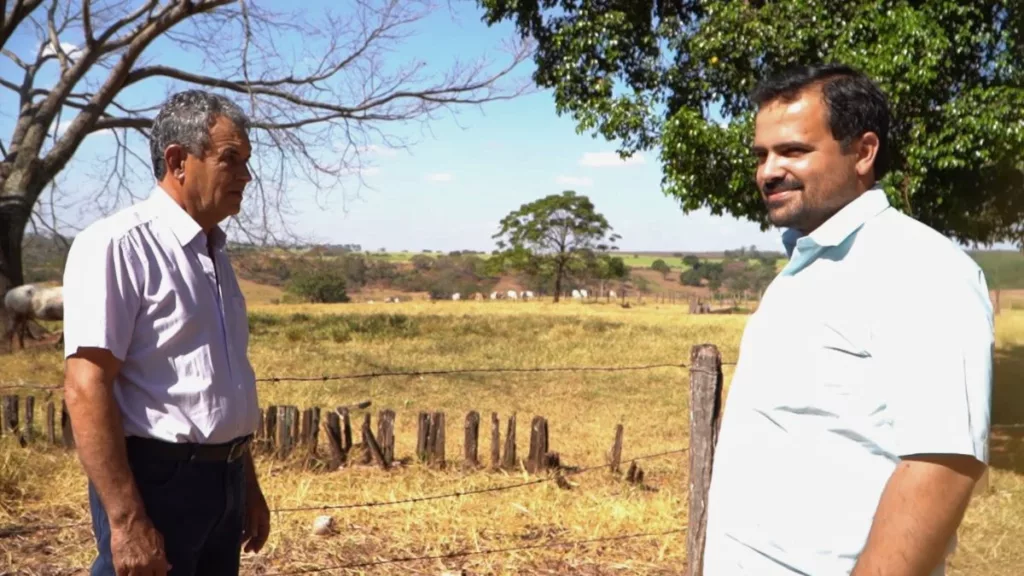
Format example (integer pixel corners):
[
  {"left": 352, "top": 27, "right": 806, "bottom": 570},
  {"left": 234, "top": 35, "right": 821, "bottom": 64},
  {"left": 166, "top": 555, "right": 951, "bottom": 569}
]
[{"left": 15, "top": 235, "right": 1024, "bottom": 291}]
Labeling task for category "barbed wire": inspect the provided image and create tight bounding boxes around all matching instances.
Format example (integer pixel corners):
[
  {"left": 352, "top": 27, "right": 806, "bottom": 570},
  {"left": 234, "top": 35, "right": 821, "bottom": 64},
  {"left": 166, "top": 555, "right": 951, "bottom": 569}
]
[
  {"left": 258, "top": 528, "right": 688, "bottom": 575},
  {"left": 0, "top": 448, "right": 688, "bottom": 538},
  {"left": 270, "top": 448, "right": 688, "bottom": 513},
  {"left": 0, "top": 360, "right": 738, "bottom": 391}
]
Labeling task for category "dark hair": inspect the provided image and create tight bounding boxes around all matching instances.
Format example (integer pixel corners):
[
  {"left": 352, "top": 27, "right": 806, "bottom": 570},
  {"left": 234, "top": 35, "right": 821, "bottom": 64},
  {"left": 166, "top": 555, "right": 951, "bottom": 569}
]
[
  {"left": 149, "top": 90, "right": 250, "bottom": 180},
  {"left": 750, "top": 64, "right": 891, "bottom": 181}
]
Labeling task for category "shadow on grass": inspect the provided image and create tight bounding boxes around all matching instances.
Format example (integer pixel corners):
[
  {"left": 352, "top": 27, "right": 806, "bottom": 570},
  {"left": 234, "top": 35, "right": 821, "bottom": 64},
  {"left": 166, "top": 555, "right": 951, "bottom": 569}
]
[{"left": 990, "top": 344, "right": 1024, "bottom": 475}]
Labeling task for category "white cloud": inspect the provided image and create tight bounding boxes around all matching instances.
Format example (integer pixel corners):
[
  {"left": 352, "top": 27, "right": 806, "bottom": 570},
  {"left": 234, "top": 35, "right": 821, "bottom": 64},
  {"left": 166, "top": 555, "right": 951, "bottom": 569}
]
[
  {"left": 579, "top": 151, "right": 646, "bottom": 168},
  {"left": 424, "top": 172, "right": 454, "bottom": 182},
  {"left": 41, "top": 41, "right": 80, "bottom": 59},
  {"left": 555, "top": 175, "right": 593, "bottom": 187}
]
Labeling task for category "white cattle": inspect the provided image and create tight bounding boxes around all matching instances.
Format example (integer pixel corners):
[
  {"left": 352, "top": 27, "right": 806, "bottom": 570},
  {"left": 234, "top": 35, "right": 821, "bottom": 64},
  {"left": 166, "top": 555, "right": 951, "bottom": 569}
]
[
  {"left": 4, "top": 283, "right": 63, "bottom": 350},
  {"left": 523, "top": 290, "right": 534, "bottom": 300},
  {"left": 580, "top": 289, "right": 588, "bottom": 299},
  {"left": 452, "top": 293, "right": 461, "bottom": 301},
  {"left": 490, "top": 291, "right": 499, "bottom": 300},
  {"left": 571, "top": 289, "right": 582, "bottom": 299},
  {"left": 507, "top": 290, "right": 518, "bottom": 300},
  {"left": 609, "top": 290, "right": 617, "bottom": 299}
]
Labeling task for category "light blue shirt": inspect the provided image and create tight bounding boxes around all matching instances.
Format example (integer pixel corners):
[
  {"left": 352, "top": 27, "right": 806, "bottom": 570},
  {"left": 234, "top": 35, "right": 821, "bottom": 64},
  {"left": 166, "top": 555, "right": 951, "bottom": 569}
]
[
  {"left": 703, "top": 185, "right": 993, "bottom": 575},
  {"left": 62, "top": 185, "right": 259, "bottom": 444}
]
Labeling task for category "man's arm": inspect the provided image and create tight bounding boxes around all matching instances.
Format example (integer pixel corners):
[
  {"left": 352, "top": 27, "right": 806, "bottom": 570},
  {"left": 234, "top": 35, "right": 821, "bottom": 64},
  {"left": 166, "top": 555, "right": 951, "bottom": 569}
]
[
  {"left": 851, "top": 454, "right": 986, "bottom": 576},
  {"left": 64, "top": 347, "right": 146, "bottom": 529}
]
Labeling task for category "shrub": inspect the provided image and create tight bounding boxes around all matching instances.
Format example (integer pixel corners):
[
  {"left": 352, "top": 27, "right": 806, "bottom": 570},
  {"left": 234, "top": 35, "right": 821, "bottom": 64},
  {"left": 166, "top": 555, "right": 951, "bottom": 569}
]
[{"left": 285, "top": 268, "right": 350, "bottom": 303}]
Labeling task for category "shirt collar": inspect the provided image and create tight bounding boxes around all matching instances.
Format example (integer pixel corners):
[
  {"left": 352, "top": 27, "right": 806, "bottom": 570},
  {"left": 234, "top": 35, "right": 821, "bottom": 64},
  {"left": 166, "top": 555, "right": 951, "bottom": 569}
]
[
  {"left": 148, "top": 185, "right": 227, "bottom": 250},
  {"left": 781, "top": 184, "right": 891, "bottom": 258}
]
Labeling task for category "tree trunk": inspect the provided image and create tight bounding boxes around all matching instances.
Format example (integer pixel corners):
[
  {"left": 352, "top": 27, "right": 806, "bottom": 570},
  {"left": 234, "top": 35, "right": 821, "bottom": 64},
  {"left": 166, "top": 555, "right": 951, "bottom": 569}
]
[
  {"left": 0, "top": 173, "right": 43, "bottom": 350},
  {"left": 553, "top": 264, "right": 563, "bottom": 303}
]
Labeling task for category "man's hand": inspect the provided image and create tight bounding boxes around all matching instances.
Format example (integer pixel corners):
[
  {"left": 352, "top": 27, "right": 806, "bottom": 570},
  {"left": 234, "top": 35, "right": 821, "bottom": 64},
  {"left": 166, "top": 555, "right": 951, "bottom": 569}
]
[
  {"left": 851, "top": 454, "right": 986, "bottom": 576},
  {"left": 242, "top": 450, "right": 270, "bottom": 553},
  {"left": 110, "top": 516, "right": 171, "bottom": 576},
  {"left": 65, "top": 347, "right": 169, "bottom": 575}
]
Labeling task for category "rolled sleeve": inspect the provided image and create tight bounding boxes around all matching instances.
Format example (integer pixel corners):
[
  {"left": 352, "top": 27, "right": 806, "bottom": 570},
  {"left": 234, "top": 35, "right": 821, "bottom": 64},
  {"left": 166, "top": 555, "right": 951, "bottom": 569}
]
[
  {"left": 62, "top": 230, "right": 141, "bottom": 361},
  {"left": 876, "top": 269, "right": 993, "bottom": 464}
]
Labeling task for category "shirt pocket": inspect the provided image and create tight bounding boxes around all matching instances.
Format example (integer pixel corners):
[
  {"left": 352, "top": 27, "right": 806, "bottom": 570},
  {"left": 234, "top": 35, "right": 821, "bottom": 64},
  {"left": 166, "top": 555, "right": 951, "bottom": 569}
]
[{"left": 812, "top": 320, "right": 877, "bottom": 418}]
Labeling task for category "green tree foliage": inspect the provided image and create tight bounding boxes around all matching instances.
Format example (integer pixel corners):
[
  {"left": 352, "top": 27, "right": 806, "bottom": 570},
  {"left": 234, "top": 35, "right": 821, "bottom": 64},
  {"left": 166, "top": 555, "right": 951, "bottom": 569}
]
[
  {"left": 493, "top": 191, "right": 621, "bottom": 302},
  {"left": 478, "top": 0, "right": 1024, "bottom": 246},
  {"left": 286, "top": 268, "right": 350, "bottom": 304},
  {"left": 682, "top": 254, "right": 700, "bottom": 268},
  {"left": 651, "top": 258, "right": 672, "bottom": 278}
]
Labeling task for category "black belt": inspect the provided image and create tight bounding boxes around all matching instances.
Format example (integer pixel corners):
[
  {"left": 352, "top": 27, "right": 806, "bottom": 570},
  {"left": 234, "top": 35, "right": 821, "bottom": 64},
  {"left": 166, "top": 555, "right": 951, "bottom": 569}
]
[{"left": 126, "top": 434, "right": 252, "bottom": 463}]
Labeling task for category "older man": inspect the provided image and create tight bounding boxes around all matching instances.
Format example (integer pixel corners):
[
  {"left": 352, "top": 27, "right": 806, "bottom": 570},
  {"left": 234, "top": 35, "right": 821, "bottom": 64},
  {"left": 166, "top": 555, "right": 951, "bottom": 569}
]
[
  {"left": 63, "top": 90, "right": 270, "bottom": 576},
  {"left": 703, "top": 64, "right": 993, "bottom": 575}
]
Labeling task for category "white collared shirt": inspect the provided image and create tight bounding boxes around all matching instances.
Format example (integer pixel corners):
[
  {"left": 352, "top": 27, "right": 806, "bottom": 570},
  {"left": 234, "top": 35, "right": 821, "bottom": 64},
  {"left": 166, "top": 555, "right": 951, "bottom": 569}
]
[
  {"left": 63, "top": 185, "right": 259, "bottom": 444},
  {"left": 703, "top": 186, "right": 993, "bottom": 575}
]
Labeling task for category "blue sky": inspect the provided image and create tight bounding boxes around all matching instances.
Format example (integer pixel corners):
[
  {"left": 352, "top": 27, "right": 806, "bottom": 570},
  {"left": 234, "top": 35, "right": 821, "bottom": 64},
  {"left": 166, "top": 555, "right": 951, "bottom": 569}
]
[{"left": 1, "top": 1, "right": 1012, "bottom": 254}]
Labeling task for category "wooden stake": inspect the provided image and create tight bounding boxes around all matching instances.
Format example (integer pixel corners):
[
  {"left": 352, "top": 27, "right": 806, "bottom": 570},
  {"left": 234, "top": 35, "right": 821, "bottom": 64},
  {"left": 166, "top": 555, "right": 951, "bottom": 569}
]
[
  {"left": 464, "top": 411, "right": 480, "bottom": 469},
  {"left": 416, "top": 412, "right": 430, "bottom": 463},
  {"left": 265, "top": 405, "right": 278, "bottom": 454},
  {"left": 609, "top": 424, "right": 624, "bottom": 474},
  {"left": 362, "top": 419, "right": 389, "bottom": 470},
  {"left": 309, "top": 407, "right": 320, "bottom": 457},
  {"left": 490, "top": 412, "right": 500, "bottom": 470},
  {"left": 527, "top": 416, "right": 549, "bottom": 473},
  {"left": 688, "top": 344, "right": 723, "bottom": 576},
  {"left": 360, "top": 413, "right": 373, "bottom": 465},
  {"left": 428, "top": 412, "right": 446, "bottom": 469},
  {"left": 501, "top": 413, "right": 517, "bottom": 471},
  {"left": 24, "top": 396, "right": 34, "bottom": 444},
  {"left": 323, "top": 411, "right": 344, "bottom": 470},
  {"left": 276, "top": 406, "right": 292, "bottom": 458},
  {"left": 46, "top": 401, "right": 55, "bottom": 445},
  {"left": 2, "top": 395, "right": 18, "bottom": 435},
  {"left": 61, "top": 400, "right": 74, "bottom": 450},
  {"left": 378, "top": 410, "right": 395, "bottom": 466}
]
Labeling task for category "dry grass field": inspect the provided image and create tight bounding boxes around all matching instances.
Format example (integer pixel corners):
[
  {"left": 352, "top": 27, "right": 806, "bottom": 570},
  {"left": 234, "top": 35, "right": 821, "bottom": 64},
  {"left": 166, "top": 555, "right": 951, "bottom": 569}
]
[{"left": 0, "top": 295, "right": 1022, "bottom": 575}]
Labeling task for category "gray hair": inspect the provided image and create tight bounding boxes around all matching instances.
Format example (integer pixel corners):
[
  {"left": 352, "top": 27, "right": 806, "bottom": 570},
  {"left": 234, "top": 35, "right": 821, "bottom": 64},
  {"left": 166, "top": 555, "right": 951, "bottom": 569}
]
[{"left": 149, "top": 90, "right": 251, "bottom": 180}]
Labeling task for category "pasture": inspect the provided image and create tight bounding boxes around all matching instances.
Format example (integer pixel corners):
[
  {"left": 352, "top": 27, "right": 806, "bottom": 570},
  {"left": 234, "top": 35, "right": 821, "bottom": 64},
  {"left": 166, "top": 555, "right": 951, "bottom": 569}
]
[{"left": 0, "top": 295, "right": 1022, "bottom": 575}]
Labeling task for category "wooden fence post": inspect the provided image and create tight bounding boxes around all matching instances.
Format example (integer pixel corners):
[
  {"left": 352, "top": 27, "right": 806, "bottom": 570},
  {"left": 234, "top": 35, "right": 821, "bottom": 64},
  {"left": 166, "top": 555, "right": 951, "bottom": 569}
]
[
  {"left": 609, "top": 424, "right": 624, "bottom": 474},
  {"left": 323, "top": 411, "right": 344, "bottom": 469},
  {"left": 300, "top": 408, "right": 313, "bottom": 446},
  {"left": 24, "top": 396, "right": 34, "bottom": 444},
  {"left": 416, "top": 412, "right": 430, "bottom": 463},
  {"left": 338, "top": 408, "right": 353, "bottom": 458},
  {"left": 490, "top": 412, "right": 500, "bottom": 470},
  {"left": 309, "top": 407, "right": 320, "bottom": 457},
  {"left": 360, "top": 413, "right": 373, "bottom": 465},
  {"left": 265, "top": 405, "right": 278, "bottom": 454},
  {"left": 464, "top": 411, "right": 480, "bottom": 469},
  {"left": 289, "top": 406, "right": 300, "bottom": 449},
  {"left": 46, "top": 401, "right": 55, "bottom": 444},
  {"left": 428, "top": 412, "right": 446, "bottom": 469},
  {"left": 276, "top": 406, "right": 292, "bottom": 459},
  {"left": 2, "top": 395, "right": 18, "bottom": 436},
  {"left": 378, "top": 410, "right": 395, "bottom": 467},
  {"left": 527, "top": 416, "right": 549, "bottom": 473},
  {"left": 61, "top": 400, "right": 74, "bottom": 450},
  {"left": 501, "top": 413, "right": 517, "bottom": 471},
  {"left": 257, "top": 408, "right": 265, "bottom": 448},
  {"left": 688, "top": 344, "right": 723, "bottom": 576}
]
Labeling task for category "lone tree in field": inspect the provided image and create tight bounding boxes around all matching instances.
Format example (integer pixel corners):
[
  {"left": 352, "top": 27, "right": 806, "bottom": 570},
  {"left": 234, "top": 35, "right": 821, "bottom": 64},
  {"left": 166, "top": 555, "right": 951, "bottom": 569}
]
[
  {"left": 493, "top": 190, "right": 620, "bottom": 302},
  {"left": 478, "top": 0, "right": 1024, "bottom": 248},
  {"left": 651, "top": 258, "right": 671, "bottom": 279},
  {"left": 0, "top": 0, "right": 531, "bottom": 299}
]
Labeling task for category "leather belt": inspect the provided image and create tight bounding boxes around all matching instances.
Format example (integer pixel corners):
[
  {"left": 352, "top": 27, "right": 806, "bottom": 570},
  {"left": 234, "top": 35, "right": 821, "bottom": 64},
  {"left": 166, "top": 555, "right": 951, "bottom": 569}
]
[{"left": 126, "top": 434, "right": 252, "bottom": 463}]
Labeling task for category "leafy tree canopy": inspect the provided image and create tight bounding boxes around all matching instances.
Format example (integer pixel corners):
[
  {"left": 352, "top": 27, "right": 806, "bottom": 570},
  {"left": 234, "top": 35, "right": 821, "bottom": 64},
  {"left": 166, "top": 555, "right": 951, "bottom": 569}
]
[
  {"left": 493, "top": 190, "right": 620, "bottom": 301},
  {"left": 478, "top": 0, "right": 1024, "bottom": 247}
]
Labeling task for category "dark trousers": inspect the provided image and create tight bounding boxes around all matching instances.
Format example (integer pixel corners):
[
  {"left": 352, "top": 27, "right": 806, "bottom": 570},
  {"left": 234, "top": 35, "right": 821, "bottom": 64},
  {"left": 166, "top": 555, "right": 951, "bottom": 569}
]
[{"left": 88, "top": 437, "right": 247, "bottom": 576}]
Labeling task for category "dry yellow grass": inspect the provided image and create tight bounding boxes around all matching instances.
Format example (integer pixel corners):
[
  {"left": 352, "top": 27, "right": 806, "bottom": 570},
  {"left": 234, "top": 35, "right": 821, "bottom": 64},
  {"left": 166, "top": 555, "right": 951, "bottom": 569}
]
[{"left": 0, "top": 297, "right": 1021, "bottom": 575}]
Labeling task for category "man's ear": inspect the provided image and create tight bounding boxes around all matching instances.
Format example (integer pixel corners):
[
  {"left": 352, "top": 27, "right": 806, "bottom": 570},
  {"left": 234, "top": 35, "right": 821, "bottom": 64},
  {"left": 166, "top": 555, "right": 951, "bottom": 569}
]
[
  {"left": 854, "top": 132, "right": 880, "bottom": 179},
  {"left": 164, "top": 144, "right": 187, "bottom": 183}
]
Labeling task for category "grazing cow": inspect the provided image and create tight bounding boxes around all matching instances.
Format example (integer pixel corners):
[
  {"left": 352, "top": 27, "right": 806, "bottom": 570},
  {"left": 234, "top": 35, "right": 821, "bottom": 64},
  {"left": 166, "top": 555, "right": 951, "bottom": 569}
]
[
  {"left": 580, "top": 289, "right": 588, "bottom": 299},
  {"left": 452, "top": 293, "right": 461, "bottom": 301},
  {"left": 490, "top": 291, "right": 499, "bottom": 300},
  {"left": 507, "top": 290, "right": 518, "bottom": 301},
  {"left": 4, "top": 283, "right": 64, "bottom": 350},
  {"left": 523, "top": 290, "right": 534, "bottom": 300},
  {"left": 609, "top": 290, "right": 617, "bottom": 299},
  {"left": 571, "top": 289, "right": 582, "bottom": 299}
]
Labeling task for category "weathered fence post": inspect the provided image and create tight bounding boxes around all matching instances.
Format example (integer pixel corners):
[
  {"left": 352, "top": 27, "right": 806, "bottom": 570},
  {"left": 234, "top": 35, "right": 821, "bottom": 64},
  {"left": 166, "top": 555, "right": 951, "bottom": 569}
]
[
  {"left": 309, "top": 407, "right": 320, "bottom": 457},
  {"left": 428, "top": 412, "right": 446, "bottom": 469},
  {"left": 527, "top": 416, "right": 549, "bottom": 473},
  {"left": 61, "top": 400, "right": 74, "bottom": 450},
  {"left": 300, "top": 408, "right": 313, "bottom": 446},
  {"left": 378, "top": 410, "right": 395, "bottom": 467},
  {"left": 24, "top": 396, "right": 34, "bottom": 444},
  {"left": 361, "top": 417, "right": 389, "bottom": 470},
  {"left": 2, "top": 395, "right": 18, "bottom": 436},
  {"left": 360, "top": 413, "right": 373, "bottom": 465},
  {"left": 338, "top": 407, "right": 353, "bottom": 458},
  {"left": 276, "top": 406, "right": 292, "bottom": 459},
  {"left": 501, "top": 413, "right": 517, "bottom": 471},
  {"left": 323, "top": 411, "right": 344, "bottom": 469},
  {"left": 464, "top": 411, "right": 480, "bottom": 469},
  {"left": 490, "top": 412, "right": 500, "bottom": 470},
  {"left": 46, "top": 401, "right": 56, "bottom": 444},
  {"left": 289, "top": 406, "right": 300, "bottom": 450},
  {"left": 257, "top": 408, "right": 265, "bottom": 448},
  {"left": 609, "top": 424, "right": 624, "bottom": 474},
  {"left": 688, "top": 344, "right": 723, "bottom": 576},
  {"left": 265, "top": 405, "right": 278, "bottom": 454},
  {"left": 416, "top": 412, "right": 430, "bottom": 463}
]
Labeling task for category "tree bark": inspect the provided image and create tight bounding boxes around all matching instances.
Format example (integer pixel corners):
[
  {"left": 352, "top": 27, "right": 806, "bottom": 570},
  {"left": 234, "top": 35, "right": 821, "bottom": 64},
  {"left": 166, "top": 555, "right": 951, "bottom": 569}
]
[{"left": 553, "top": 262, "right": 564, "bottom": 303}]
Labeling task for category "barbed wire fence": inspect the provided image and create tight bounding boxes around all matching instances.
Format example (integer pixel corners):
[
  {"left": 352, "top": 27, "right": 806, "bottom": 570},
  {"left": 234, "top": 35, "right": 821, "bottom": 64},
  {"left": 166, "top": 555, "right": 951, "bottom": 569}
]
[{"left": 0, "top": 345, "right": 732, "bottom": 575}]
